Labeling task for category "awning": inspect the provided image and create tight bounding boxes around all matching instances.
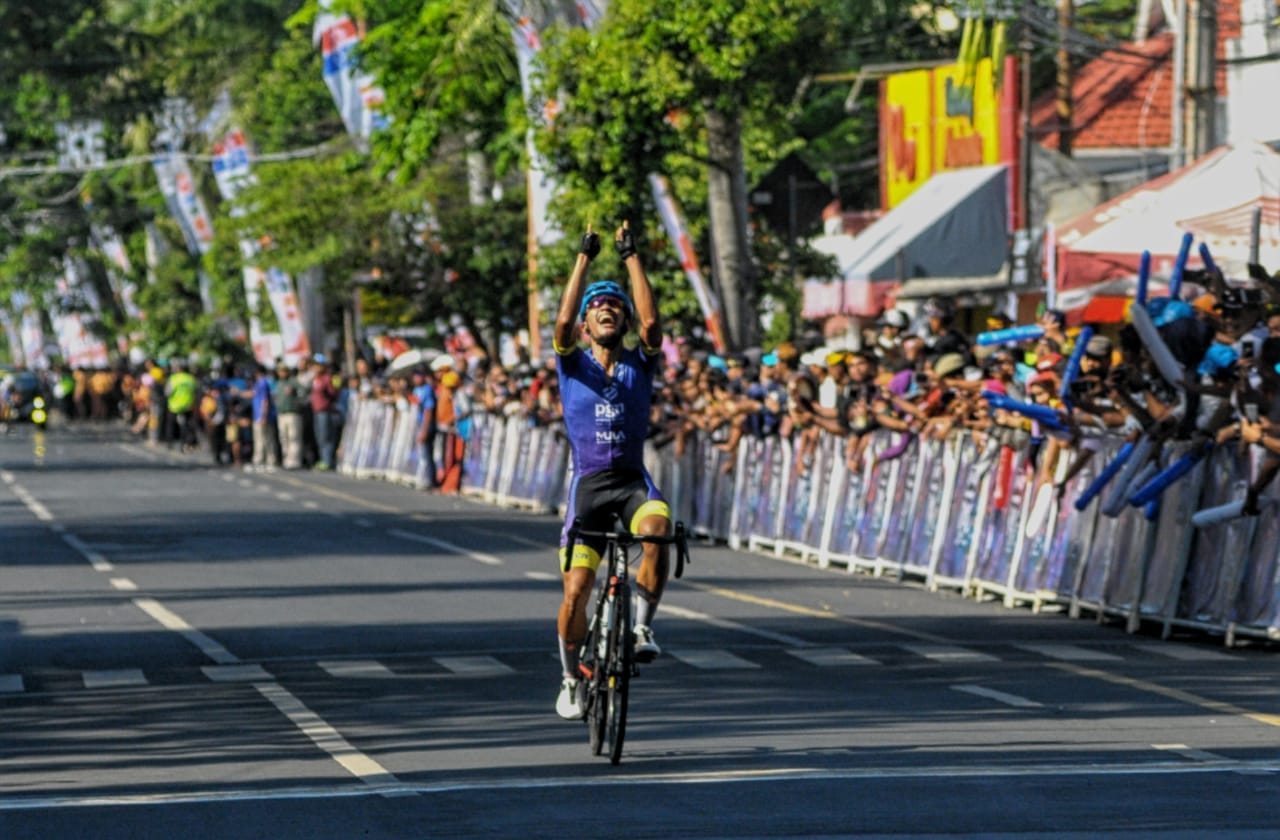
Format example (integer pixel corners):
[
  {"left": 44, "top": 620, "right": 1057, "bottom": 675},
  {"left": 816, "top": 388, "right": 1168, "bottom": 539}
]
[
  {"left": 803, "top": 164, "right": 1010, "bottom": 318},
  {"left": 893, "top": 273, "right": 1011, "bottom": 300},
  {"left": 1054, "top": 141, "right": 1280, "bottom": 319}
]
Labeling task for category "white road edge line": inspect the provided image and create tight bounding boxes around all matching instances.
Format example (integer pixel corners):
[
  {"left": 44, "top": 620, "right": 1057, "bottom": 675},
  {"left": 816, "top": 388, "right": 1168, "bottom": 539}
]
[
  {"left": 0, "top": 759, "right": 1275, "bottom": 811},
  {"left": 130, "top": 598, "right": 240, "bottom": 665},
  {"left": 254, "top": 682, "right": 398, "bottom": 786},
  {"left": 388, "top": 528, "right": 504, "bottom": 566}
]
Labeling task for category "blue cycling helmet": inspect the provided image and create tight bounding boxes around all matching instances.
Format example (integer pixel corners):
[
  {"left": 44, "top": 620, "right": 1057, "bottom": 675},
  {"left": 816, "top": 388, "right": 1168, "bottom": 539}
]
[{"left": 579, "top": 280, "right": 633, "bottom": 321}]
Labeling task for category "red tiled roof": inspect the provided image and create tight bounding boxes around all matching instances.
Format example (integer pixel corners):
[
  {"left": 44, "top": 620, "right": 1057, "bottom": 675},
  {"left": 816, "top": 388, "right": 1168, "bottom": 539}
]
[
  {"left": 1031, "top": 0, "right": 1242, "bottom": 152},
  {"left": 1031, "top": 33, "right": 1174, "bottom": 150}
]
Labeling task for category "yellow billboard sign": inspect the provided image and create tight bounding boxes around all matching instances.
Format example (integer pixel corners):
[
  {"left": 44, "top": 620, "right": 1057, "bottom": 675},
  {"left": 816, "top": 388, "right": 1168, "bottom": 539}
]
[{"left": 880, "top": 58, "right": 1010, "bottom": 209}]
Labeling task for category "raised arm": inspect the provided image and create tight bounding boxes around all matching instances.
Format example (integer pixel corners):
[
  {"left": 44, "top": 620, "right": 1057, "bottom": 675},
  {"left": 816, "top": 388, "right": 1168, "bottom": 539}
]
[
  {"left": 553, "top": 226, "right": 601, "bottom": 353},
  {"left": 616, "top": 221, "right": 661, "bottom": 353}
]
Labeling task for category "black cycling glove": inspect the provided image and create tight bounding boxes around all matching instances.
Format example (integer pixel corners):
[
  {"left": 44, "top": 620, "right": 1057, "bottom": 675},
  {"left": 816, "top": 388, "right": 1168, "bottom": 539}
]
[
  {"left": 580, "top": 230, "right": 601, "bottom": 260},
  {"left": 615, "top": 225, "right": 637, "bottom": 261}
]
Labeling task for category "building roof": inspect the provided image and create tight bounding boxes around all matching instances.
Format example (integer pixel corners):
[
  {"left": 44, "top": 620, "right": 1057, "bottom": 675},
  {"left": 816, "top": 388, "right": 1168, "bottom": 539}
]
[{"left": 1031, "top": 0, "right": 1242, "bottom": 152}]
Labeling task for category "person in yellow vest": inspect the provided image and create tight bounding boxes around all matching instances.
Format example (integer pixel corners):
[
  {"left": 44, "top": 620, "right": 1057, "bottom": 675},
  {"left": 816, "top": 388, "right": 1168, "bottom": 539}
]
[{"left": 166, "top": 360, "right": 200, "bottom": 452}]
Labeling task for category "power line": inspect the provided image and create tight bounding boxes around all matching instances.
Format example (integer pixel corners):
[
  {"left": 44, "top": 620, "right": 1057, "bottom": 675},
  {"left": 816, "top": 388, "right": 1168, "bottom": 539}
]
[{"left": 0, "top": 139, "right": 345, "bottom": 183}]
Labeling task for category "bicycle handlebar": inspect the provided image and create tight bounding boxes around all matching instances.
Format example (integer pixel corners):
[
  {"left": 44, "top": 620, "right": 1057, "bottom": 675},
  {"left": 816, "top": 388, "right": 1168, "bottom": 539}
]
[{"left": 563, "top": 519, "right": 691, "bottom": 579}]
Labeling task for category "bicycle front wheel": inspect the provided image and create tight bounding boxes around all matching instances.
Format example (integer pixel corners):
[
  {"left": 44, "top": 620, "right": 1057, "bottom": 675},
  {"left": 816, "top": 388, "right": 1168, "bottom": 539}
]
[
  {"left": 584, "top": 614, "right": 607, "bottom": 757},
  {"left": 605, "top": 584, "right": 632, "bottom": 765}
]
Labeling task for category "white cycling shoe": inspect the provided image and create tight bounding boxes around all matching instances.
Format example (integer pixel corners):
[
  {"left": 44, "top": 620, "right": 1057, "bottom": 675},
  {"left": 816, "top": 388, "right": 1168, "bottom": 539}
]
[
  {"left": 556, "top": 677, "right": 585, "bottom": 720},
  {"left": 633, "top": 625, "right": 661, "bottom": 663}
]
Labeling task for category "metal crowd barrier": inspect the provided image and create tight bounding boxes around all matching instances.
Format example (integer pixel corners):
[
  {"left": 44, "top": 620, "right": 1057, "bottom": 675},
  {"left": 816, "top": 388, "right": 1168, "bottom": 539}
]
[{"left": 337, "top": 397, "right": 1280, "bottom": 646}]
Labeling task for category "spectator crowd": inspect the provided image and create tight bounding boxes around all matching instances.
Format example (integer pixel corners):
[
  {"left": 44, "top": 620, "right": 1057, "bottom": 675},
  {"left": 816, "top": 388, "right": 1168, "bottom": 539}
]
[{"left": 8, "top": 261, "right": 1280, "bottom": 515}]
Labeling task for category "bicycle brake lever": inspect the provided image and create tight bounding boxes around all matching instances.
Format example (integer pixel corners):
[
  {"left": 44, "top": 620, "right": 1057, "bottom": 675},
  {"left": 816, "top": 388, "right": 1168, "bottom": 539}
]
[{"left": 674, "top": 522, "right": 688, "bottom": 579}]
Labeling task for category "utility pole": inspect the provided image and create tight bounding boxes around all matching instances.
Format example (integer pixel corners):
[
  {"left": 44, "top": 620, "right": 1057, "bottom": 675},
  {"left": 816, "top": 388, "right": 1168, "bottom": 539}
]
[
  {"left": 1056, "top": 0, "right": 1074, "bottom": 156},
  {"left": 1170, "top": 0, "right": 1186, "bottom": 169},
  {"left": 1185, "top": 0, "right": 1218, "bottom": 159}
]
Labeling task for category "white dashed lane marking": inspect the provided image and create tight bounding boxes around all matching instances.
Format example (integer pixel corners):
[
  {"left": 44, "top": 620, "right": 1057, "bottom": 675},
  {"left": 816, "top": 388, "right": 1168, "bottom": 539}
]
[
  {"left": 320, "top": 660, "right": 397, "bottom": 679},
  {"left": 901, "top": 644, "right": 1000, "bottom": 663},
  {"left": 201, "top": 664, "right": 271, "bottom": 682},
  {"left": 82, "top": 669, "right": 148, "bottom": 689},
  {"left": 669, "top": 649, "right": 761, "bottom": 670},
  {"left": 435, "top": 656, "right": 515, "bottom": 676},
  {"left": 787, "top": 647, "right": 879, "bottom": 667},
  {"left": 1016, "top": 643, "right": 1124, "bottom": 662}
]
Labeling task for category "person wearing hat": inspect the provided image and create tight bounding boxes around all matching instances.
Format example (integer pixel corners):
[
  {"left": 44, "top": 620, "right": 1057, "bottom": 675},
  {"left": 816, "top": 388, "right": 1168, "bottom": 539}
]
[
  {"left": 921, "top": 296, "right": 971, "bottom": 363},
  {"left": 550, "top": 222, "right": 671, "bottom": 721}
]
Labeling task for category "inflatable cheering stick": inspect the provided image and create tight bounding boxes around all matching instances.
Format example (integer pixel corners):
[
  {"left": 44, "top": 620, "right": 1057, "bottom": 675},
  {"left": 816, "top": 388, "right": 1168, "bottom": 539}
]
[
  {"left": 1100, "top": 435, "right": 1158, "bottom": 518},
  {"left": 1073, "top": 440, "right": 1135, "bottom": 512},
  {"left": 976, "top": 324, "right": 1044, "bottom": 348},
  {"left": 1168, "top": 232, "right": 1194, "bottom": 302},
  {"left": 1058, "top": 326, "right": 1094, "bottom": 411},
  {"left": 1127, "top": 442, "right": 1213, "bottom": 508}
]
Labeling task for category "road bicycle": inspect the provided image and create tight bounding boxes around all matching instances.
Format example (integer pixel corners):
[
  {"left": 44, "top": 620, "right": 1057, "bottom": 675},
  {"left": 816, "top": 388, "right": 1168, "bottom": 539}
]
[{"left": 564, "top": 519, "right": 690, "bottom": 765}]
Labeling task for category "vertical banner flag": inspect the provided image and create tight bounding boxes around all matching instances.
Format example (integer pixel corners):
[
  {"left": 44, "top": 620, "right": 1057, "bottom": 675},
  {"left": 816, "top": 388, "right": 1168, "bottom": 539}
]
[
  {"left": 20, "top": 309, "right": 49, "bottom": 370},
  {"left": 0, "top": 308, "right": 23, "bottom": 367},
  {"left": 314, "top": 0, "right": 388, "bottom": 140},
  {"left": 91, "top": 225, "right": 146, "bottom": 351},
  {"left": 507, "top": 4, "right": 562, "bottom": 252},
  {"left": 211, "top": 128, "right": 311, "bottom": 367},
  {"left": 152, "top": 151, "right": 216, "bottom": 313},
  {"left": 507, "top": 0, "right": 604, "bottom": 356},
  {"left": 52, "top": 258, "right": 110, "bottom": 369},
  {"left": 649, "top": 174, "right": 728, "bottom": 352}
]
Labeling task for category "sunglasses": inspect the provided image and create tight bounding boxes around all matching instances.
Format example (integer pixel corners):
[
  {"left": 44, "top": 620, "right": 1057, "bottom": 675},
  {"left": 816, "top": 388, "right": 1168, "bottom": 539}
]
[{"left": 587, "top": 295, "right": 625, "bottom": 311}]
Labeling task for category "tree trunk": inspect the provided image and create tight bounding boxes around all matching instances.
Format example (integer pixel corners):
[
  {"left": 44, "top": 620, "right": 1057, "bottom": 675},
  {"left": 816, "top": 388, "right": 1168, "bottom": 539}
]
[{"left": 704, "top": 105, "right": 757, "bottom": 350}]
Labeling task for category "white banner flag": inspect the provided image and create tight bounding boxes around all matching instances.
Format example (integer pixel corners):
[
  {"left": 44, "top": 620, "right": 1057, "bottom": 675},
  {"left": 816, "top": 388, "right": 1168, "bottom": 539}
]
[
  {"left": 314, "top": 1, "right": 388, "bottom": 140},
  {"left": 52, "top": 259, "right": 110, "bottom": 369},
  {"left": 20, "top": 310, "right": 49, "bottom": 370},
  {"left": 212, "top": 128, "right": 311, "bottom": 367}
]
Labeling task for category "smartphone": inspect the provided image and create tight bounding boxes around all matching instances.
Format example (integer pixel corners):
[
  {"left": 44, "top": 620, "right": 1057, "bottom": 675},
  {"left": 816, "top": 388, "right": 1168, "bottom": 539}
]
[{"left": 1242, "top": 341, "right": 1255, "bottom": 360}]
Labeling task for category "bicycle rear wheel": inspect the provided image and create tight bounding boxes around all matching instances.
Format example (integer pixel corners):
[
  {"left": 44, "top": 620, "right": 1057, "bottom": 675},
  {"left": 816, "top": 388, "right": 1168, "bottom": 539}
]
[{"left": 605, "top": 583, "right": 632, "bottom": 765}]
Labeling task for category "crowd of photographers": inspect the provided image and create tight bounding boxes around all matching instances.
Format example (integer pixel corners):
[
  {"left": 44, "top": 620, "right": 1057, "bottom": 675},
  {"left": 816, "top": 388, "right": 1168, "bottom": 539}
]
[{"left": 9, "top": 259, "right": 1280, "bottom": 513}]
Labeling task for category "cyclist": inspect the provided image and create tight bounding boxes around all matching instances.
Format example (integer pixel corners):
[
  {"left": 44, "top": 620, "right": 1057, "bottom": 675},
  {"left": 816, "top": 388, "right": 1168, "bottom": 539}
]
[{"left": 553, "top": 222, "right": 672, "bottom": 721}]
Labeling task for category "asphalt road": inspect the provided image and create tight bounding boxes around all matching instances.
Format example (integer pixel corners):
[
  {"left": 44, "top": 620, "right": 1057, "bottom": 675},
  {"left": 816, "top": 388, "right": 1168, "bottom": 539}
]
[{"left": 2, "top": 422, "right": 1280, "bottom": 839}]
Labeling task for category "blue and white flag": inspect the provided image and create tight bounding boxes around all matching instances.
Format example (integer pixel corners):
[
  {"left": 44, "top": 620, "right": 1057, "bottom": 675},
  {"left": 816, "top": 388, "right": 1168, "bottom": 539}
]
[{"left": 314, "top": 0, "right": 388, "bottom": 140}]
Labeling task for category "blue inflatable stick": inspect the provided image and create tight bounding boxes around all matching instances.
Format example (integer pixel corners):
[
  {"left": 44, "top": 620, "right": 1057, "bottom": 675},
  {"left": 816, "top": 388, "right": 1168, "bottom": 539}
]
[
  {"left": 1059, "top": 326, "right": 1094, "bottom": 409},
  {"left": 1191, "top": 499, "right": 1245, "bottom": 529},
  {"left": 976, "top": 324, "right": 1044, "bottom": 347},
  {"left": 1198, "top": 241, "right": 1219, "bottom": 278},
  {"left": 1128, "top": 443, "right": 1212, "bottom": 507},
  {"left": 1168, "top": 232, "right": 1194, "bottom": 301},
  {"left": 1074, "top": 440, "right": 1135, "bottom": 512},
  {"left": 1144, "top": 499, "right": 1160, "bottom": 521},
  {"left": 1101, "top": 435, "right": 1158, "bottom": 517},
  {"left": 982, "top": 392, "right": 1068, "bottom": 431},
  {"left": 1130, "top": 303, "right": 1185, "bottom": 388},
  {"left": 1136, "top": 250, "right": 1152, "bottom": 306}
]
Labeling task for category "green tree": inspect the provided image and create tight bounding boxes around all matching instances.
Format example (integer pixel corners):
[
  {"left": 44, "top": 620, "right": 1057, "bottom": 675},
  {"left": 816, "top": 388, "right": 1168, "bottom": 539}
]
[{"left": 536, "top": 0, "right": 837, "bottom": 350}]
